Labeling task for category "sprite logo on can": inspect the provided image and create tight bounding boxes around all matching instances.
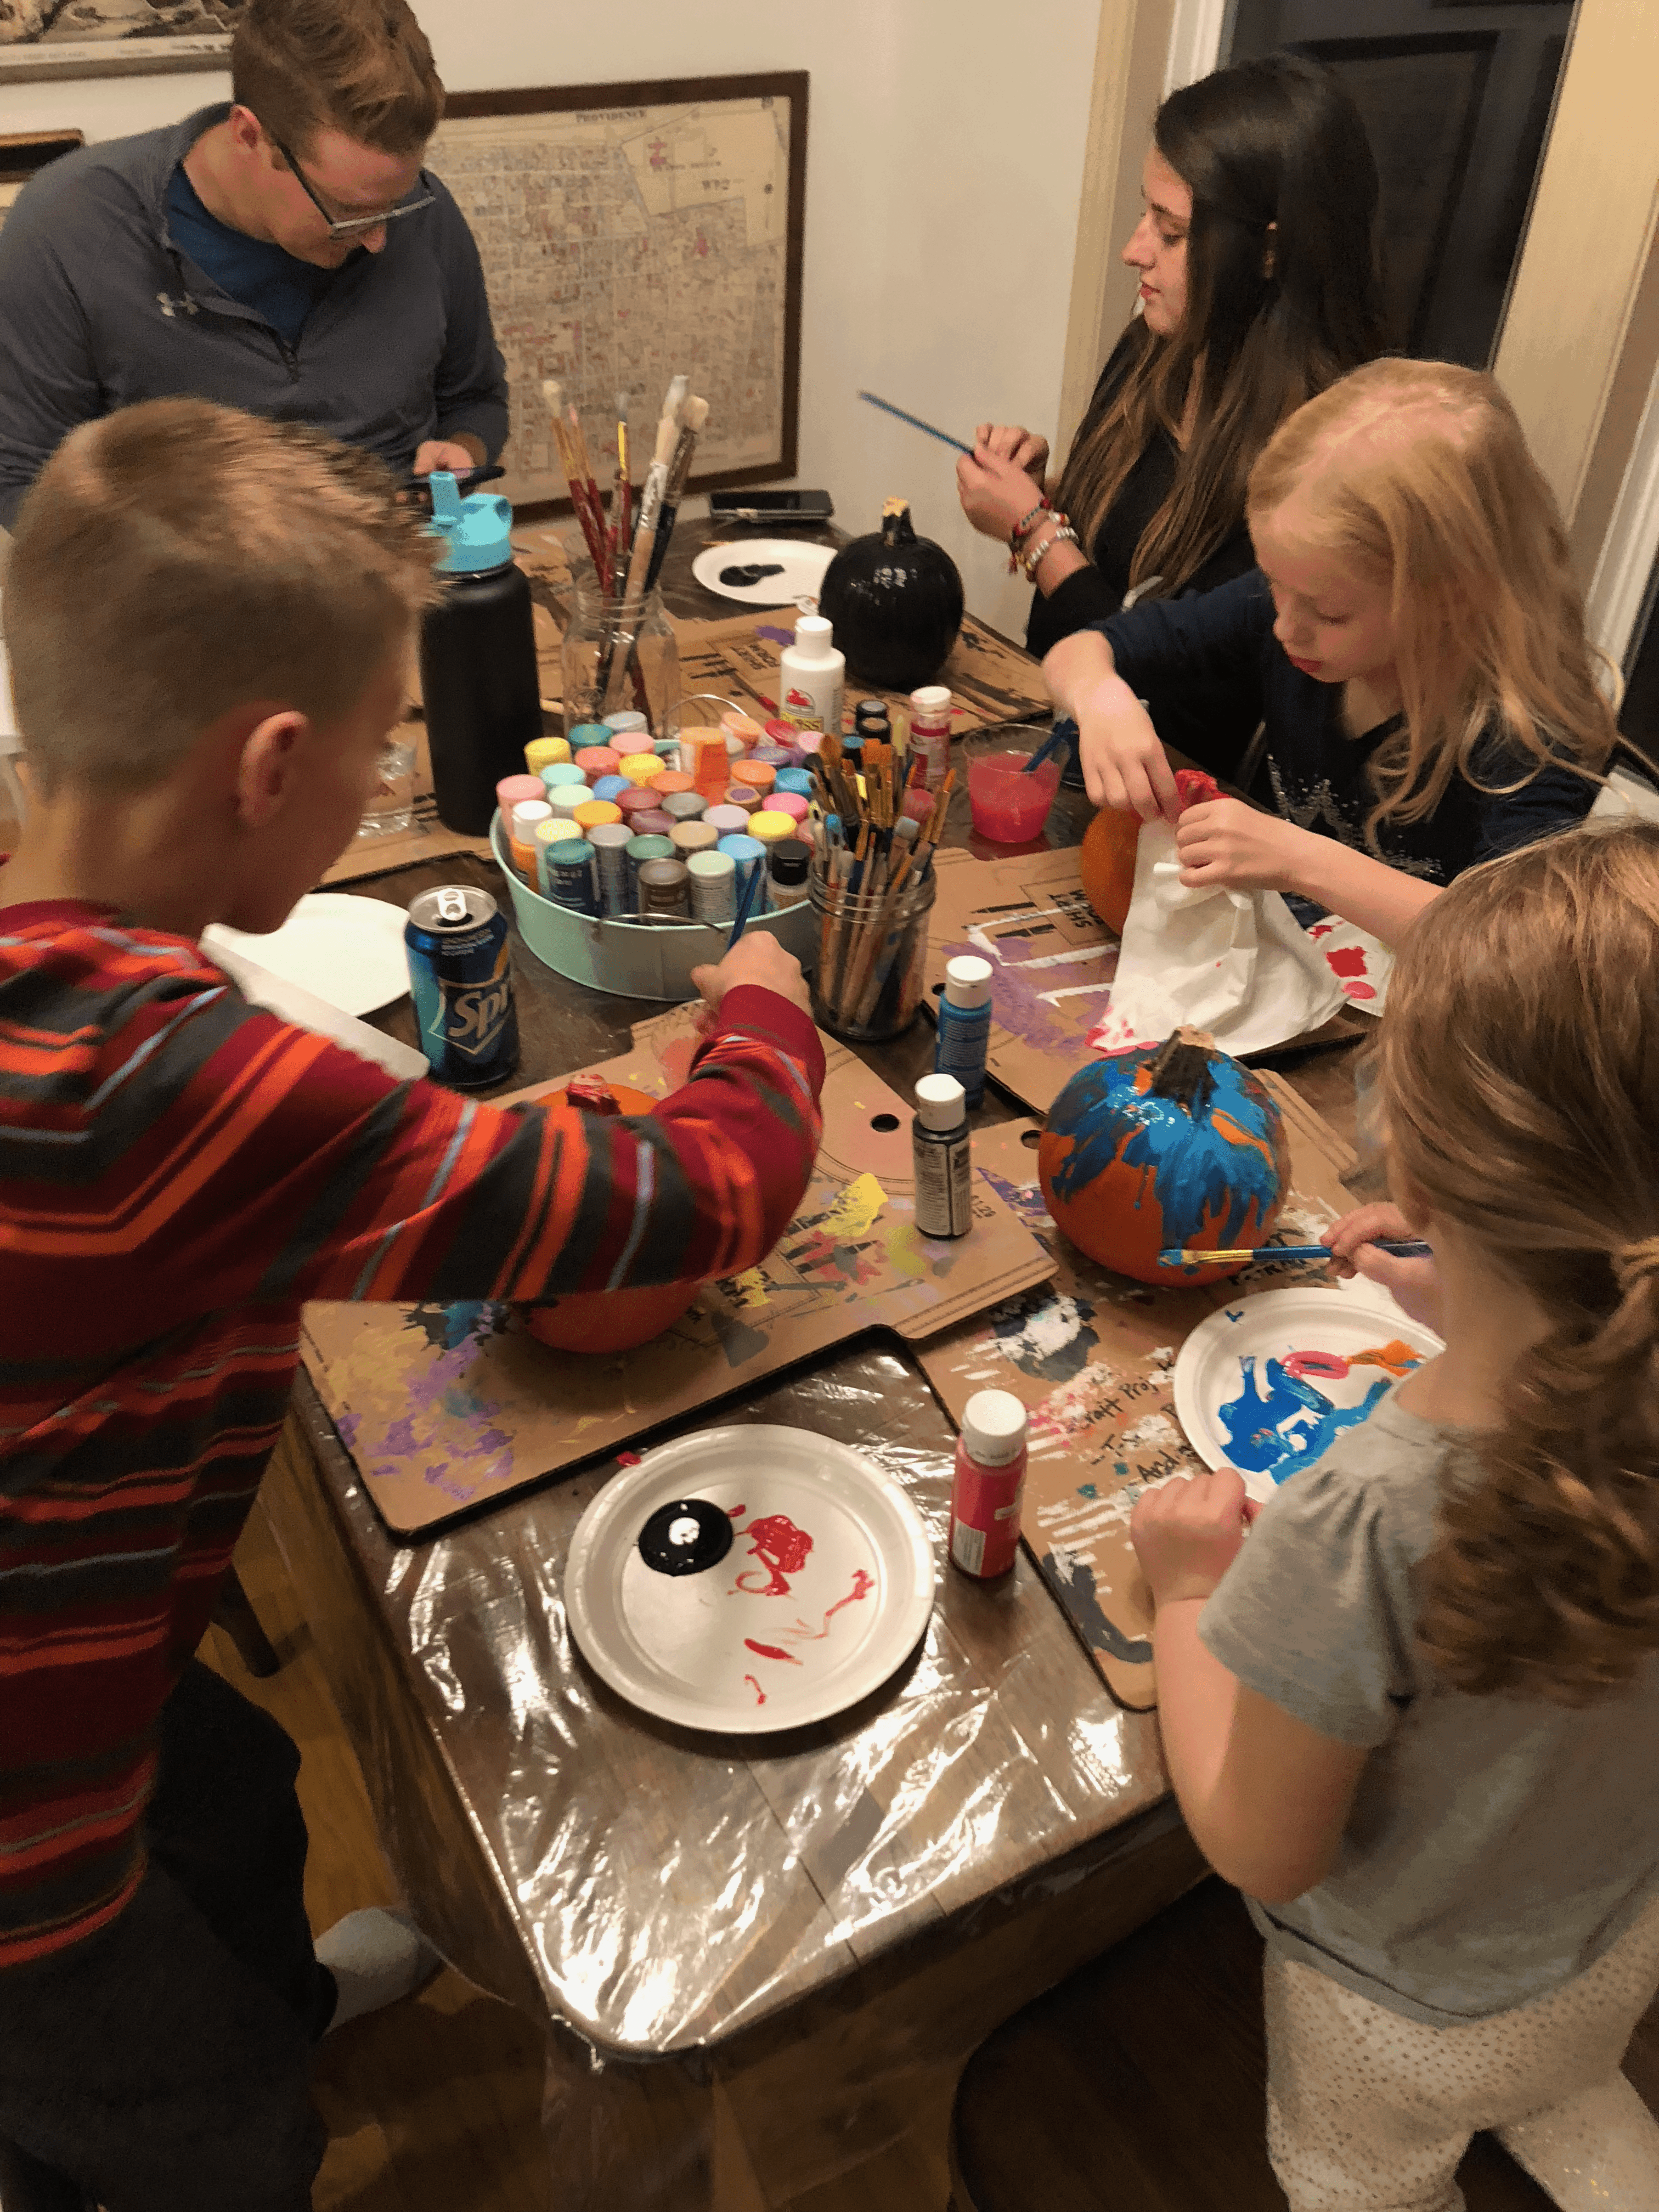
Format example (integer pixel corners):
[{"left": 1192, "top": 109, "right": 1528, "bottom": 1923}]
[{"left": 405, "top": 885, "right": 520, "bottom": 1091}]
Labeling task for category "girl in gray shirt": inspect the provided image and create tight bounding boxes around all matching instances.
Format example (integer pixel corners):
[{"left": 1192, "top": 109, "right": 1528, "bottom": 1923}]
[{"left": 1133, "top": 819, "right": 1659, "bottom": 2211}]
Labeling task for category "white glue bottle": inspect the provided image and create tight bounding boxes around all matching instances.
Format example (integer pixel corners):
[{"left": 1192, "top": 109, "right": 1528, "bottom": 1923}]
[
  {"left": 780, "top": 613, "right": 845, "bottom": 736},
  {"left": 913, "top": 1073, "right": 973, "bottom": 1239}
]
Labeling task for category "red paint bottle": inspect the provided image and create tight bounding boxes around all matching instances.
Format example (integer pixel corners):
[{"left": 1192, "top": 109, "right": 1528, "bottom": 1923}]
[{"left": 950, "top": 1390, "right": 1029, "bottom": 1580}]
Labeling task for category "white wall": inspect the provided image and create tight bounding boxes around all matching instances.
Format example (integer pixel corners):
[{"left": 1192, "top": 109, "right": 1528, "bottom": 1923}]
[{"left": 0, "top": 1, "right": 1103, "bottom": 634}]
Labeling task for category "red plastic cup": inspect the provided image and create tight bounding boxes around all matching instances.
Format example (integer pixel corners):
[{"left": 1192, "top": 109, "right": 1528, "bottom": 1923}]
[{"left": 967, "top": 749, "right": 1061, "bottom": 843}]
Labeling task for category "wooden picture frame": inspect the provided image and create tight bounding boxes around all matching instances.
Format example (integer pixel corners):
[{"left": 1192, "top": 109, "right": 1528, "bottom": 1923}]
[
  {"left": 0, "top": 7, "right": 233, "bottom": 82},
  {"left": 0, "top": 128, "right": 84, "bottom": 235},
  {"left": 430, "top": 72, "right": 809, "bottom": 521}
]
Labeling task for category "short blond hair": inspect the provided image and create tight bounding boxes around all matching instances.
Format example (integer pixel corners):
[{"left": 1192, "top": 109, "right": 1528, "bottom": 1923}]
[
  {"left": 1246, "top": 357, "right": 1613, "bottom": 849},
  {"left": 4, "top": 399, "right": 439, "bottom": 792}
]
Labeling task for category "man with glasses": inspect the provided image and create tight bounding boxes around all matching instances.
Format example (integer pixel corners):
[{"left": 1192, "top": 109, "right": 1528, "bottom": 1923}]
[{"left": 0, "top": 0, "right": 506, "bottom": 532}]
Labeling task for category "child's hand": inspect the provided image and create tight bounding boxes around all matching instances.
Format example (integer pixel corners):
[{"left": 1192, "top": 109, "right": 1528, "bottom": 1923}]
[
  {"left": 1328, "top": 1202, "right": 1443, "bottom": 1335},
  {"left": 1131, "top": 1467, "right": 1256, "bottom": 1607},
  {"left": 690, "top": 933, "right": 811, "bottom": 1022},
  {"left": 1075, "top": 682, "right": 1180, "bottom": 821},
  {"left": 1175, "top": 798, "right": 1313, "bottom": 893}
]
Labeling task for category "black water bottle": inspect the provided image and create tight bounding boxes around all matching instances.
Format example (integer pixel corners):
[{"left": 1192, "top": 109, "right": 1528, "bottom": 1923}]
[{"left": 418, "top": 473, "right": 542, "bottom": 836}]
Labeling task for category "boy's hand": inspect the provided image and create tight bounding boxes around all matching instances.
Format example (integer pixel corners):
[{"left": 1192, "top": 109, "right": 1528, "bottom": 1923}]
[
  {"left": 690, "top": 933, "right": 811, "bottom": 1022},
  {"left": 1328, "top": 1202, "right": 1443, "bottom": 1335},
  {"left": 1175, "top": 798, "right": 1313, "bottom": 894},
  {"left": 1131, "top": 1467, "right": 1256, "bottom": 1607}
]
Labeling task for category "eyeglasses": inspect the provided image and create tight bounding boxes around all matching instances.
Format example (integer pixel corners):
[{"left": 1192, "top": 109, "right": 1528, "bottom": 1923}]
[{"left": 274, "top": 139, "right": 435, "bottom": 238}]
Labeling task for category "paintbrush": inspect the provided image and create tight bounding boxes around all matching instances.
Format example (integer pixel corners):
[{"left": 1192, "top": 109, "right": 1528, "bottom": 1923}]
[
  {"left": 596, "top": 402, "right": 682, "bottom": 708},
  {"left": 726, "top": 855, "right": 764, "bottom": 950},
  {"left": 1156, "top": 1240, "right": 1434, "bottom": 1268},
  {"left": 613, "top": 394, "right": 631, "bottom": 572},
  {"left": 1019, "top": 722, "right": 1070, "bottom": 777},
  {"left": 644, "top": 394, "right": 710, "bottom": 592},
  {"left": 565, "top": 402, "right": 609, "bottom": 583},
  {"left": 541, "top": 379, "right": 610, "bottom": 581},
  {"left": 858, "top": 390, "right": 975, "bottom": 455}
]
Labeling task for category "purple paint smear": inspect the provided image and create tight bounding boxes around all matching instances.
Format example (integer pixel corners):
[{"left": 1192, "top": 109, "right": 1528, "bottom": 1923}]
[{"left": 941, "top": 930, "right": 1118, "bottom": 1060}]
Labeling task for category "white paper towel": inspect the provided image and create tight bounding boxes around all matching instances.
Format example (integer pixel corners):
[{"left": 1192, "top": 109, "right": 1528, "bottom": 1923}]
[{"left": 1088, "top": 816, "right": 1346, "bottom": 1057}]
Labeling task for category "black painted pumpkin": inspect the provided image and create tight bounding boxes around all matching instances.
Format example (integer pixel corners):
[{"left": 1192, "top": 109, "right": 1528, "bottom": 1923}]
[{"left": 819, "top": 498, "right": 964, "bottom": 692}]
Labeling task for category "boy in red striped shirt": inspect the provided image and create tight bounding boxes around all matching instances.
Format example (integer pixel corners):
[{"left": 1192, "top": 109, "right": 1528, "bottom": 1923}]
[{"left": 0, "top": 399, "right": 825, "bottom": 2210}]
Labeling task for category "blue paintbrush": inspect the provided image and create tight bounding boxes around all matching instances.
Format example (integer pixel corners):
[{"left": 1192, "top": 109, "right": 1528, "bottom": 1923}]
[
  {"left": 1019, "top": 723, "right": 1071, "bottom": 777},
  {"left": 726, "top": 860, "right": 764, "bottom": 950},
  {"left": 1158, "top": 1239, "right": 1434, "bottom": 1267},
  {"left": 857, "top": 390, "right": 975, "bottom": 455}
]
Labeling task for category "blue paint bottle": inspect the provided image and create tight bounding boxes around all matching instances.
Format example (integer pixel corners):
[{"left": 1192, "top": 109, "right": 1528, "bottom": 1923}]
[{"left": 933, "top": 955, "right": 992, "bottom": 1109}]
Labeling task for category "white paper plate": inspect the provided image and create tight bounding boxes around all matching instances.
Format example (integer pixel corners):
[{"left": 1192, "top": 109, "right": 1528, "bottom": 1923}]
[
  {"left": 1173, "top": 1282, "right": 1442, "bottom": 1503},
  {"left": 691, "top": 539, "right": 836, "bottom": 606},
  {"left": 564, "top": 1425, "right": 935, "bottom": 1732},
  {"left": 204, "top": 893, "right": 410, "bottom": 1018}
]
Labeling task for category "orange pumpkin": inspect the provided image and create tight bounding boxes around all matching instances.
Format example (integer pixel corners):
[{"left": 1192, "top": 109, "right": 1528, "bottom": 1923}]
[
  {"left": 1078, "top": 808, "right": 1140, "bottom": 934},
  {"left": 523, "top": 1077, "right": 702, "bottom": 1354}
]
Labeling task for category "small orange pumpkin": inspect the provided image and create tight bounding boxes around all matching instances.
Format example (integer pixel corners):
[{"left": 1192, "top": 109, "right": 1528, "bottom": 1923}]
[
  {"left": 523, "top": 1077, "right": 702, "bottom": 1354},
  {"left": 1078, "top": 808, "right": 1141, "bottom": 934}
]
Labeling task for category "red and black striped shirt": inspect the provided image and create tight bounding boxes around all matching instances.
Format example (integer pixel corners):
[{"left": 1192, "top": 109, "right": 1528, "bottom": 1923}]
[{"left": 0, "top": 901, "right": 824, "bottom": 1967}]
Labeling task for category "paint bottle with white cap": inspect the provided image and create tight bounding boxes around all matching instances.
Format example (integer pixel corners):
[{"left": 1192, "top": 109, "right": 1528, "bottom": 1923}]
[
  {"left": 912, "top": 1072, "right": 973, "bottom": 1239},
  {"left": 779, "top": 612, "right": 845, "bottom": 736},
  {"left": 933, "top": 954, "right": 993, "bottom": 1109},
  {"left": 950, "top": 1389, "right": 1029, "bottom": 1579}
]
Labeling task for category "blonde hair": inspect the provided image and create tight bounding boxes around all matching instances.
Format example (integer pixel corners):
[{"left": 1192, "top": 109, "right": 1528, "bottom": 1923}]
[
  {"left": 1248, "top": 358, "right": 1615, "bottom": 850},
  {"left": 233, "top": 0, "right": 443, "bottom": 161},
  {"left": 4, "top": 399, "right": 439, "bottom": 793},
  {"left": 1383, "top": 823, "right": 1659, "bottom": 1704}
]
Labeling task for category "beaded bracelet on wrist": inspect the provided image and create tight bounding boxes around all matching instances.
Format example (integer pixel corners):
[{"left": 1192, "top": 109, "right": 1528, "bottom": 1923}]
[{"left": 1023, "top": 521, "right": 1080, "bottom": 582}]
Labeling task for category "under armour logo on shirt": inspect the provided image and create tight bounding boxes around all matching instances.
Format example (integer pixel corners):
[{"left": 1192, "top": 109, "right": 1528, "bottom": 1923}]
[{"left": 155, "top": 291, "right": 199, "bottom": 319}]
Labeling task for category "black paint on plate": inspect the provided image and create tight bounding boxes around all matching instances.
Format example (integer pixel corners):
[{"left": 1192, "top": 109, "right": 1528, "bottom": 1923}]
[{"left": 638, "top": 1498, "right": 736, "bottom": 1576}]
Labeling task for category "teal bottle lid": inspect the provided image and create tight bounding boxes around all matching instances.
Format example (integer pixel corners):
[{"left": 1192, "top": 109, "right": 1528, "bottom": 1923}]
[{"left": 425, "top": 471, "right": 514, "bottom": 574}]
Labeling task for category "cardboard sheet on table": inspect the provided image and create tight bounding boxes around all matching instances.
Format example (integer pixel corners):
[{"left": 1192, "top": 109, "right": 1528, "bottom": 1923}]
[
  {"left": 925, "top": 845, "right": 1367, "bottom": 1119},
  {"left": 302, "top": 1004, "right": 1054, "bottom": 1538},
  {"left": 913, "top": 1076, "right": 1358, "bottom": 1709},
  {"left": 674, "top": 608, "right": 1049, "bottom": 735}
]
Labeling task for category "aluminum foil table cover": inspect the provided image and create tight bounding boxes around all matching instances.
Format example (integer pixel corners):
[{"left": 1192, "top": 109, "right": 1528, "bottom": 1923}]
[{"left": 276, "top": 1329, "right": 1171, "bottom": 2209}]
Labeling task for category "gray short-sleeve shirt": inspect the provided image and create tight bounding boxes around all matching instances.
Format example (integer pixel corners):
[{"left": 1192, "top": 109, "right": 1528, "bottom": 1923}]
[{"left": 1200, "top": 1391, "right": 1659, "bottom": 2024}]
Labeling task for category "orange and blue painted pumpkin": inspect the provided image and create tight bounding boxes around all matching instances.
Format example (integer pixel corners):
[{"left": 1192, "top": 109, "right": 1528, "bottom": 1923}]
[{"left": 1037, "top": 1035, "right": 1288, "bottom": 1285}]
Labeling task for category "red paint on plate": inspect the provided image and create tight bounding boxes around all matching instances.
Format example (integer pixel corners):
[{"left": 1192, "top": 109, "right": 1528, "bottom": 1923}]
[
  {"left": 736, "top": 1513, "right": 814, "bottom": 1596},
  {"left": 744, "top": 1639, "right": 803, "bottom": 1665}
]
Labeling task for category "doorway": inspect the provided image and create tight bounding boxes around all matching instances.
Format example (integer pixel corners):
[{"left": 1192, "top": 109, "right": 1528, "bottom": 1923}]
[{"left": 1223, "top": 1, "right": 1573, "bottom": 368}]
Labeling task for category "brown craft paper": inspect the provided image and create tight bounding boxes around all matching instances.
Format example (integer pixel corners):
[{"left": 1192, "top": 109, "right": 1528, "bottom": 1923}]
[
  {"left": 302, "top": 1004, "right": 1054, "bottom": 1538},
  {"left": 914, "top": 1079, "right": 1358, "bottom": 1709}
]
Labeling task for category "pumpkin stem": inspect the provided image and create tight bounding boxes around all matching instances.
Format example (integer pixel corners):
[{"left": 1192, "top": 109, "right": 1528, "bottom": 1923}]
[
  {"left": 1144, "top": 1034, "right": 1217, "bottom": 1118},
  {"left": 881, "top": 496, "right": 916, "bottom": 546}
]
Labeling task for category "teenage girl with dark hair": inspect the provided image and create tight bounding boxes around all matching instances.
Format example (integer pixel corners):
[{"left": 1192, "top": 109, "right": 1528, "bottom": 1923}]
[{"left": 957, "top": 53, "right": 1389, "bottom": 662}]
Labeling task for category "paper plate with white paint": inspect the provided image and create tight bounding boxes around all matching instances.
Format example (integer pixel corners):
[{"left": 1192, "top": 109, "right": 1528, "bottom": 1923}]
[
  {"left": 564, "top": 1425, "right": 935, "bottom": 1732},
  {"left": 1173, "top": 1282, "right": 1442, "bottom": 1503},
  {"left": 204, "top": 894, "right": 409, "bottom": 1018},
  {"left": 691, "top": 539, "right": 836, "bottom": 606}
]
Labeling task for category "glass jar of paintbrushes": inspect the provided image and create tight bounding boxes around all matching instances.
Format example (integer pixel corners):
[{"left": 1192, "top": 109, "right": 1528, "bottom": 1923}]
[
  {"left": 805, "top": 735, "right": 955, "bottom": 1042},
  {"left": 560, "top": 564, "right": 680, "bottom": 732}
]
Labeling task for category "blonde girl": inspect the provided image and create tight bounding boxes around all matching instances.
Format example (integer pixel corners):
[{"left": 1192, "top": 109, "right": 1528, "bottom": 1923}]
[
  {"left": 1132, "top": 822, "right": 1659, "bottom": 2211},
  {"left": 1045, "top": 357, "right": 1624, "bottom": 944}
]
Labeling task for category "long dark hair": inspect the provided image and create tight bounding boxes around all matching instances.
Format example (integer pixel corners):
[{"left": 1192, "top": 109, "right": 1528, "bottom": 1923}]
[{"left": 1054, "top": 53, "right": 1388, "bottom": 594}]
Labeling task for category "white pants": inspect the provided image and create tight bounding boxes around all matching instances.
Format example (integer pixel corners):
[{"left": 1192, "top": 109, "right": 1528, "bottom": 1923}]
[{"left": 1265, "top": 1887, "right": 1659, "bottom": 2211}]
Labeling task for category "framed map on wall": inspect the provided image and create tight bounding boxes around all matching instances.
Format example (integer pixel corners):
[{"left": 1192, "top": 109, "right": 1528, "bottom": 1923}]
[{"left": 431, "top": 72, "right": 808, "bottom": 516}]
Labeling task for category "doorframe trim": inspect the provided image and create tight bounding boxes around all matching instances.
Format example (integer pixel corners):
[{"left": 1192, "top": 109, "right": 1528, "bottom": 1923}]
[
  {"left": 1164, "top": 0, "right": 1229, "bottom": 94},
  {"left": 1587, "top": 356, "right": 1659, "bottom": 670}
]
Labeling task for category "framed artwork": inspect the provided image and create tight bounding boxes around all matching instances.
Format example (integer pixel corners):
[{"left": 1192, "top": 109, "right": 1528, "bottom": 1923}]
[
  {"left": 0, "top": 1, "right": 238, "bottom": 81},
  {"left": 0, "top": 127, "right": 83, "bottom": 233},
  {"left": 427, "top": 72, "right": 809, "bottom": 517}
]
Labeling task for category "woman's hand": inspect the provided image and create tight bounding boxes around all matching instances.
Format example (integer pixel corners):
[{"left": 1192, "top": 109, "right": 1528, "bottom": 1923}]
[
  {"left": 1175, "top": 798, "right": 1318, "bottom": 893},
  {"left": 1328, "top": 1202, "right": 1443, "bottom": 1335},
  {"left": 1131, "top": 1466, "right": 1257, "bottom": 1608},
  {"left": 956, "top": 430, "right": 1049, "bottom": 541}
]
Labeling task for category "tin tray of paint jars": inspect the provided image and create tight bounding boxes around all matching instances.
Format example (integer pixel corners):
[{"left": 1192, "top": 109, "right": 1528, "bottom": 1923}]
[{"left": 490, "top": 818, "right": 816, "bottom": 1002}]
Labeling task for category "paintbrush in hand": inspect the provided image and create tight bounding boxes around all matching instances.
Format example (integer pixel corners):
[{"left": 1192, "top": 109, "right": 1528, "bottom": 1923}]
[{"left": 1157, "top": 1239, "right": 1434, "bottom": 1268}]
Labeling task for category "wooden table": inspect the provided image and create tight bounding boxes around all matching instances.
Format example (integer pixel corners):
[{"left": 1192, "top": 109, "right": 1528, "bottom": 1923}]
[{"left": 264, "top": 577, "right": 1364, "bottom": 2211}]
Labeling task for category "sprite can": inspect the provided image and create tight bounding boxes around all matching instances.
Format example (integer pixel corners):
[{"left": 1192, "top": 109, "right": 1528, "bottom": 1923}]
[{"left": 404, "top": 885, "right": 519, "bottom": 1090}]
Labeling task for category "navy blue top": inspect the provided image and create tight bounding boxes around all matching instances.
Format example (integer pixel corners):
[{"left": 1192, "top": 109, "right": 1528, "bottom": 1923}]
[
  {"left": 1098, "top": 569, "right": 1599, "bottom": 887},
  {"left": 164, "top": 161, "right": 333, "bottom": 351}
]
